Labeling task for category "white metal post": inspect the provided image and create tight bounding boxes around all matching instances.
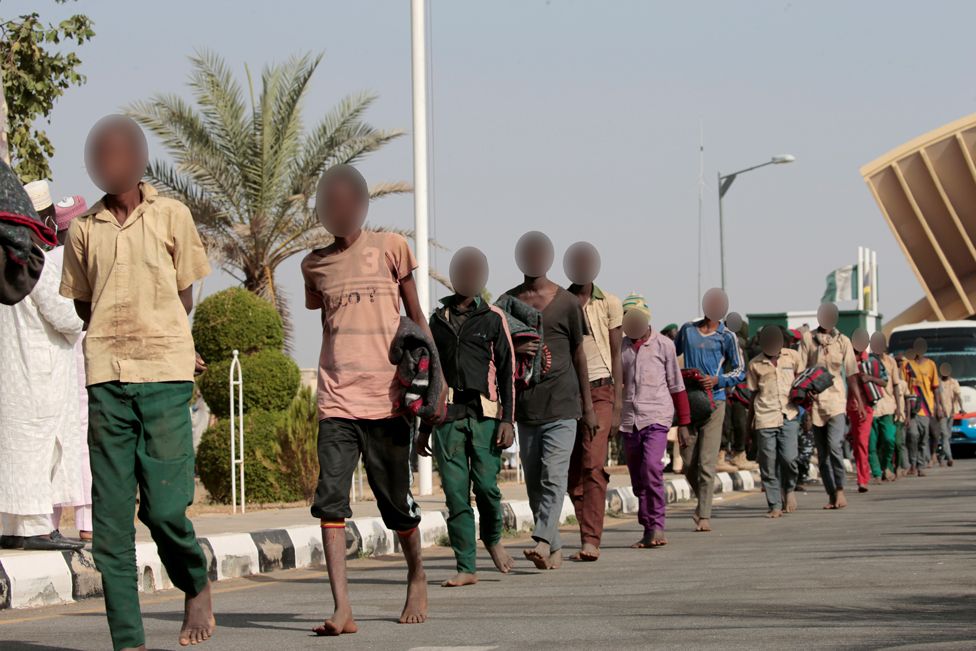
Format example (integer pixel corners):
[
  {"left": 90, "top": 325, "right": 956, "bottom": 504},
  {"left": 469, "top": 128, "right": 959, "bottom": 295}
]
[
  {"left": 229, "top": 350, "right": 245, "bottom": 514},
  {"left": 857, "top": 246, "right": 865, "bottom": 311},
  {"left": 871, "top": 249, "right": 879, "bottom": 313},
  {"left": 412, "top": 0, "right": 433, "bottom": 496}
]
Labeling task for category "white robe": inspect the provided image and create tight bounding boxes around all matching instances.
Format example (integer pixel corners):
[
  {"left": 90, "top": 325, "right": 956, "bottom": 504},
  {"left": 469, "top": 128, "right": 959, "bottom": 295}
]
[{"left": 0, "top": 248, "right": 84, "bottom": 515}]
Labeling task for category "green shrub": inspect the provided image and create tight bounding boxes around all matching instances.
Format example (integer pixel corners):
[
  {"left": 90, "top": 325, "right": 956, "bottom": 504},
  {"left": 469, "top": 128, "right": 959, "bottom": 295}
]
[
  {"left": 196, "top": 409, "right": 302, "bottom": 505},
  {"left": 197, "top": 348, "right": 300, "bottom": 418},
  {"left": 277, "top": 386, "right": 320, "bottom": 504},
  {"left": 192, "top": 288, "right": 284, "bottom": 364}
]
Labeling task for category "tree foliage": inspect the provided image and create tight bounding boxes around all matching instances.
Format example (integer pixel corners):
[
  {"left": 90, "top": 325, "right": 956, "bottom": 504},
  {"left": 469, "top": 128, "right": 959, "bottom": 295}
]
[
  {"left": 276, "top": 385, "right": 319, "bottom": 504},
  {"left": 192, "top": 287, "right": 284, "bottom": 364},
  {"left": 197, "top": 348, "right": 300, "bottom": 419},
  {"left": 196, "top": 409, "right": 303, "bottom": 505},
  {"left": 0, "top": 1, "right": 94, "bottom": 181}
]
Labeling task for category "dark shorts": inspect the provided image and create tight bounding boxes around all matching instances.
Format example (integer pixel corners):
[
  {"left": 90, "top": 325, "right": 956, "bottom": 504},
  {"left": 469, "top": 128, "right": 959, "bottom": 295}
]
[{"left": 311, "top": 416, "right": 422, "bottom": 532}]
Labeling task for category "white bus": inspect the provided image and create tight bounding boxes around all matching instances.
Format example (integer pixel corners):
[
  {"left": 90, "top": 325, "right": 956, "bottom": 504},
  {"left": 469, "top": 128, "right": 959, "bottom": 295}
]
[{"left": 888, "top": 321, "right": 976, "bottom": 456}]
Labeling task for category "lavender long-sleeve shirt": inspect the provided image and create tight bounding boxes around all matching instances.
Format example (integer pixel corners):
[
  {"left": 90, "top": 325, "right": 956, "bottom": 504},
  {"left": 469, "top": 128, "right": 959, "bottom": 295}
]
[{"left": 621, "top": 332, "right": 686, "bottom": 431}]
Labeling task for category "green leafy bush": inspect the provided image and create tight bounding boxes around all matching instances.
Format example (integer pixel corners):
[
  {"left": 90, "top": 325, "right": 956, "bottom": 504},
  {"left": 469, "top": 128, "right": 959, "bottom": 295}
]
[
  {"left": 192, "top": 288, "right": 284, "bottom": 364},
  {"left": 277, "top": 386, "right": 320, "bottom": 504},
  {"left": 197, "top": 348, "right": 300, "bottom": 419},
  {"left": 196, "top": 410, "right": 302, "bottom": 505}
]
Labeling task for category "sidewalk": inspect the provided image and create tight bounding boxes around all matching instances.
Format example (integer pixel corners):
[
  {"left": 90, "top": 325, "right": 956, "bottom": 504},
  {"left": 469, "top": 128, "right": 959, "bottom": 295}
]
[{"left": 0, "top": 468, "right": 760, "bottom": 610}]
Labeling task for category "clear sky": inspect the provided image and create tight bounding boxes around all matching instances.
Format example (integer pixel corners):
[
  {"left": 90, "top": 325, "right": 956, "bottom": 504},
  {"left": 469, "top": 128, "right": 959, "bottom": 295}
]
[{"left": 11, "top": 0, "right": 976, "bottom": 367}]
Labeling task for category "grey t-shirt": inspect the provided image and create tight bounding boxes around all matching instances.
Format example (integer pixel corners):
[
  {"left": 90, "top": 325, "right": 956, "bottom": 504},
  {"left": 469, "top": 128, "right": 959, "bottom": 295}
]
[{"left": 511, "top": 287, "right": 587, "bottom": 424}]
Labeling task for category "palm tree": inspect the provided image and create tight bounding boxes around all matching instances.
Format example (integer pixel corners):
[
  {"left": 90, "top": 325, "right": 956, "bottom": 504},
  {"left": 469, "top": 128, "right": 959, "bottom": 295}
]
[{"left": 127, "top": 50, "right": 427, "bottom": 332}]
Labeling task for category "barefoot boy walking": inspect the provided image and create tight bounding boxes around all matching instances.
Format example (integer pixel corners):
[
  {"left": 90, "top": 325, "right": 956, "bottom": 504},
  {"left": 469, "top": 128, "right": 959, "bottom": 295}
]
[
  {"left": 506, "top": 232, "right": 595, "bottom": 570},
  {"left": 302, "top": 165, "right": 439, "bottom": 634},
  {"left": 60, "top": 116, "right": 214, "bottom": 651},
  {"left": 418, "top": 247, "right": 517, "bottom": 587}
]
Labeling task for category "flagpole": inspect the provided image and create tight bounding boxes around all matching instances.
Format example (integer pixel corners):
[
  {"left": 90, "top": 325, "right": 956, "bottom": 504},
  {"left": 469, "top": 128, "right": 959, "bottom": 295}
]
[{"left": 411, "top": 0, "right": 433, "bottom": 496}]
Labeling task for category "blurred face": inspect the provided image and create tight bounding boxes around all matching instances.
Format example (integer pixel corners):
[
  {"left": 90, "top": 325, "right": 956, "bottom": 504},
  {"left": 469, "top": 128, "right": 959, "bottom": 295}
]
[
  {"left": 817, "top": 303, "right": 839, "bottom": 330},
  {"left": 85, "top": 115, "right": 148, "bottom": 195},
  {"left": 622, "top": 309, "right": 650, "bottom": 340},
  {"left": 563, "top": 241, "right": 600, "bottom": 285},
  {"left": 760, "top": 326, "right": 784, "bottom": 357},
  {"left": 515, "top": 231, "right": 554, "bottom": 278},
  {"left": 702, "top": 288, "right": 728, "bottom": 322},
  {"left": 852, "top": 328, "right": 869, "bottom": 353},
  {"left": 449, "top": 247, "right": 489, "bottom": 298},
  {"left": 913, "top": 337, "right": 928, "bottom": 358},
  {"left": 315, "top": 171, "right": 368, "bottom": 238},
  {"left": 870, "top": 331, "right": 887, "bottom": 354},
  {"left": 725, "top": 311, "right": 743, "bottom": 334},
  {"left": 940, "top": 362, "right": 952, "bottom": 377}
]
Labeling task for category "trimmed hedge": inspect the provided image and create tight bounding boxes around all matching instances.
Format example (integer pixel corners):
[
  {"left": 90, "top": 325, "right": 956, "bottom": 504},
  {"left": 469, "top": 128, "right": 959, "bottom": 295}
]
[
  {"left": 196, "top": 409, "right": 303, "bottom": 505},
  {"left": 197, "top": 348, "right": 301, "bottom": 419},
  {"left": 192, "top": 288, "right": 284, "bottom": 364}
]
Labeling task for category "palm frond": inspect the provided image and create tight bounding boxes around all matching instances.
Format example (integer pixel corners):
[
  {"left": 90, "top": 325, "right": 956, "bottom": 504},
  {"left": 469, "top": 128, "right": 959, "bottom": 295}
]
[
  {"left": 369, "top": 181, "right": 412, "bottom": 200},
  {"left": 131, "top": 50, "right": 444, "bottom": 336}
]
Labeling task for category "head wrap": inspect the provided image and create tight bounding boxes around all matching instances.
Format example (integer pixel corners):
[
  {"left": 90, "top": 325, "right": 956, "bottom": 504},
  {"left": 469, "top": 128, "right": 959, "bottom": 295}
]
[
  {"left": 55, "top": 195, "right": 88, "bottom": 231},
  {"left": 622, "top": 293, "right": 650, "bottom": 319}
]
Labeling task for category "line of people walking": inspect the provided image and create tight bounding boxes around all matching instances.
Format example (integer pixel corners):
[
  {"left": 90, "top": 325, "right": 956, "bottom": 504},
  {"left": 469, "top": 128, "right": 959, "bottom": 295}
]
[{"left": 0, "top": 114, "right": 962, "bottom": 650}]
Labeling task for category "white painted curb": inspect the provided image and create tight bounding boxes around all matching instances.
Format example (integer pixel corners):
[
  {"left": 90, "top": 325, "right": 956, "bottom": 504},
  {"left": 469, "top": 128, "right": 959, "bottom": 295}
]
[{"left": 1, "top": 552, "right": 73, "bottom": 609}]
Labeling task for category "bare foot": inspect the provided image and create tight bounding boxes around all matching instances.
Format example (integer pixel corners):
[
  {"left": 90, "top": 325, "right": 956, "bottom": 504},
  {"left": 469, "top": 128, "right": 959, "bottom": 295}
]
[
  {"left": 650, "top": 530, "right": 668, "bottom": 547},
  {"left": 399, "top": 568, "right": 428, "bottom": 624},
  {"left": 572, "top": 542, "right": 600, "bottom": 562},
  {"left": 441, "top": 572, "right": 478, "bottom": 588},
  {"left": 784, "top": 492, "right": 797, "bottom": 513},
  {"left": 523, "top": 542, "right": 550, "bottom": 570},
  {"left": 179, "top": 583, "right": 215, "bottom": 647},
  {"left": 631, "top": 534, "right": 654, "bottom": 549},
  {"left": 766, "top": 509, "right": 783, "bottom": 519},
  {"left": 546, "top": 549, "right": 563, "bottom": 570},
  {"left": 313, "top": 607, "right": 358, "bottom": 636},
  {"left": 695, "top": 518, "right": 712, "bottom": 532},
  {"left": 834, "top": 490, "right": 848, "bottom": 509},
  {"left": 486, "top": 542, "right": 515, "bottom": 574}
]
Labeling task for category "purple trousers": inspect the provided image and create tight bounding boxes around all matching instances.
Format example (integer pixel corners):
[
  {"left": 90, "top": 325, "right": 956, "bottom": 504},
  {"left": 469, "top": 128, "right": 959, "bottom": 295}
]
[{"left": 623, "top": 423, "right": 669, "bottom": 535}]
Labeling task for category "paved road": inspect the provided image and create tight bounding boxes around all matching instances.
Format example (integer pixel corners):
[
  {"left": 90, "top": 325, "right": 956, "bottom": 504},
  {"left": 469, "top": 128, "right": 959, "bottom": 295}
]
[{"left": 2, "top": 462, "right": 975, "bottom": 650}]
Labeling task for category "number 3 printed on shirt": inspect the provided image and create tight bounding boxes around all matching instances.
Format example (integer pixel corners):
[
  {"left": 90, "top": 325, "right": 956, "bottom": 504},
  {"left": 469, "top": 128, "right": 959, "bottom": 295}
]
[{"left": 361, "top": 247, "right": 380, "bottom": 275}]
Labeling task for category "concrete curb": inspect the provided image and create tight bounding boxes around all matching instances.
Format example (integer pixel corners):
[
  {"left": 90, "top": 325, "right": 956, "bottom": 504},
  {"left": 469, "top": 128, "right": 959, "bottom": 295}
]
[{"left": 0, "top": 469, "right": 761, "bottom": 610}]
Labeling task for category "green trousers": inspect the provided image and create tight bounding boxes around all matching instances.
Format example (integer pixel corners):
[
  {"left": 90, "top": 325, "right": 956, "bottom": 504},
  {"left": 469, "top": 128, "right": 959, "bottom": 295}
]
[
  {"left": 433, "top": 415, "right": 505, "bottom": 574},
  {"left": 869, "top": 414, "right": 897, "bottom": 478},
  {"left": 88, "top": 381, "right": 209, "bottom": 651}
]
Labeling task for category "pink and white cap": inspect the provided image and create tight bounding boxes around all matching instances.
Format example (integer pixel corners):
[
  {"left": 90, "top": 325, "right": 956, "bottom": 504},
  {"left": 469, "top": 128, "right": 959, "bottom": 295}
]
[{"left": 55, "top": 195, "right": 88, "bottom": 231}]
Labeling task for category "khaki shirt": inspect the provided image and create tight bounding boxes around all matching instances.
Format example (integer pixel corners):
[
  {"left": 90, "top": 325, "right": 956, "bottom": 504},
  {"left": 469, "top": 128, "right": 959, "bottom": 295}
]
[
  {"left": 60, "top": 184, "right": 211, "bottom": 385},
  {"left": 747, "top": 348, "right": 805, "bottom": 429},
  {"left": 575, "top": 284, "right": 623, "bottom": 382},
  {"left": 939, "top": 377, "right": 962, "bottom": 417},
  {"left": 799, "top": 329, "right": 858, "bottom": 426},
  {"left": 873, "top": 353, "right": 901, "bottom": 417}
]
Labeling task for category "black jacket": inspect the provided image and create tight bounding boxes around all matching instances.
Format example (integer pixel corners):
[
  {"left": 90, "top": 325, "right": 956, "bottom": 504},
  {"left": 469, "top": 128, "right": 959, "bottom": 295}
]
[{"left": 429, "top": 296, "right": 515, "bottom": 423}]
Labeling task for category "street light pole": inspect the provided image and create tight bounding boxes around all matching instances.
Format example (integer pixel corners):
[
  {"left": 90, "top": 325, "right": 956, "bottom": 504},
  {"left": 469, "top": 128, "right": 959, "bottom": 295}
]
[
  {"left": 717, "top": 154, "right": 795, "bottom": 291},
  {"left": 718, "top": 170, "right": 726, "bottom": 291},
  {"left": 411, "top": 0, "right": 433, "bottom": 496}
]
